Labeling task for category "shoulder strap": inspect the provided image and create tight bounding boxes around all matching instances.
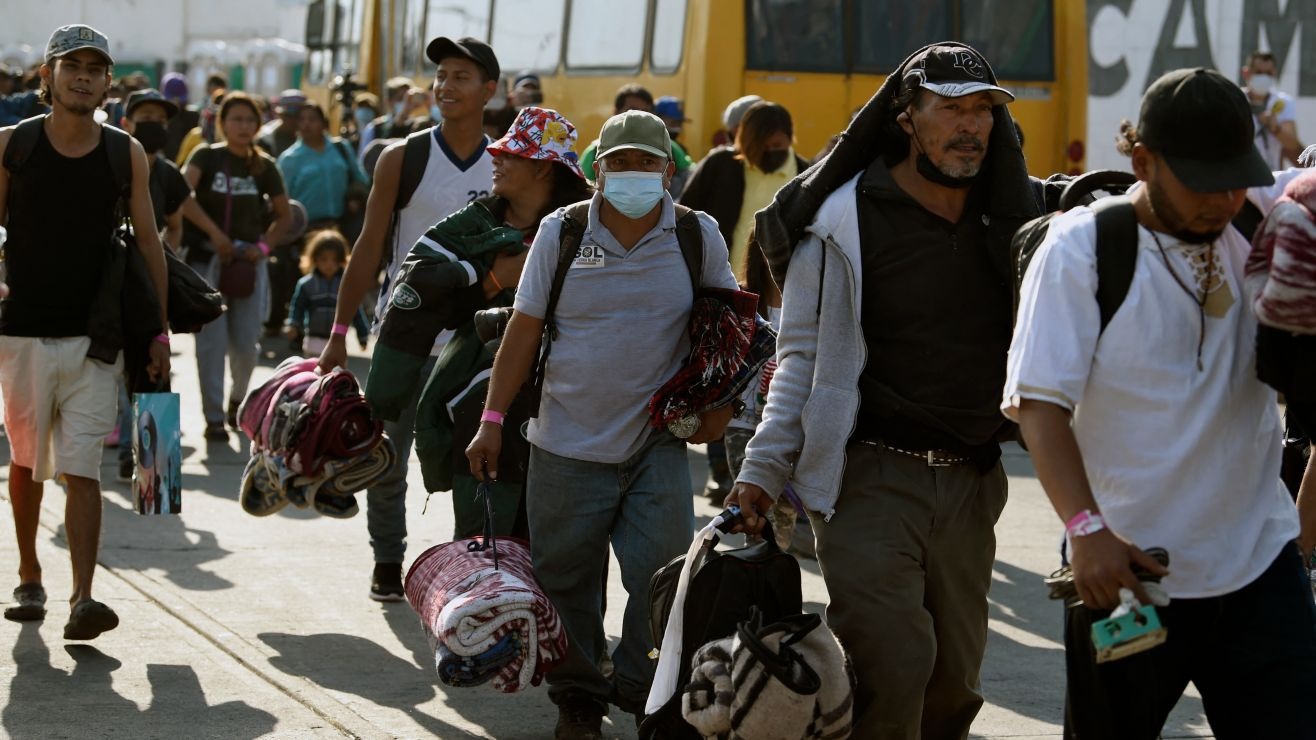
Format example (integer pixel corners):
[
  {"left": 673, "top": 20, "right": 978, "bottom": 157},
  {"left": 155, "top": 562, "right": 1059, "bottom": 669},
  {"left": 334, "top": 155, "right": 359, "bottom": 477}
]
[
  {"left": 393, "top": 129, "right": 431, "bottom": 212},
  {"left": 1092, "top": 196, "right": 1138, "bottom": 332},
  {"left": 3, "top": 115, "right": 46, "bottom": 176},
  {"left": 524, "top": 201, "right": 591, "bottom": 418},
  {"left": 102, "top": 124, "right": 133, "bottom": 202},
  {"left": 1231, "top": 198, "right": 1264, "bottom": 243},
  {"left": 672, "top": 204, "right": 703, "bottom": 291}
]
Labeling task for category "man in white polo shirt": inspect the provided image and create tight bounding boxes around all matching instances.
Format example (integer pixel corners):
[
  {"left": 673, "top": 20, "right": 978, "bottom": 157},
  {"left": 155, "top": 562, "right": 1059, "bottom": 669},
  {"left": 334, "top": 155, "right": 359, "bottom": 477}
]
[
  {"left": 1005, "top": 67, "right": 1316, "bottom": 738},
  {"left": 466, "top": 110, "right": 738, "bottom": 739}
]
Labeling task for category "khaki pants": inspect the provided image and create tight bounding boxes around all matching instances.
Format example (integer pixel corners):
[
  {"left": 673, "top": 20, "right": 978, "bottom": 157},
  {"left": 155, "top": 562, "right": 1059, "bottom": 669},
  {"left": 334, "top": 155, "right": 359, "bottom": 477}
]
[{"left": 811, "top": 441, "right": 1007, "bottom": 740}]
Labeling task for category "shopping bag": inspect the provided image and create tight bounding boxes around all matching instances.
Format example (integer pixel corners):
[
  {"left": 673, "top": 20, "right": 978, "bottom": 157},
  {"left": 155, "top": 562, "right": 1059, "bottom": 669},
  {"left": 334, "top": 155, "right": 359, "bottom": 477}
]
[{"left": 133, "top": 392, "right": 182, "bottom": 515}]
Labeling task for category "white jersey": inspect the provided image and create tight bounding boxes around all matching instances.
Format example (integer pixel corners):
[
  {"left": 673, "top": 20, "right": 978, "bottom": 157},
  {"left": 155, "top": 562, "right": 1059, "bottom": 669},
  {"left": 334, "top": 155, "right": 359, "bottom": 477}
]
[{"left": 376, "top": 127, "right": 493, "bottom": 346}]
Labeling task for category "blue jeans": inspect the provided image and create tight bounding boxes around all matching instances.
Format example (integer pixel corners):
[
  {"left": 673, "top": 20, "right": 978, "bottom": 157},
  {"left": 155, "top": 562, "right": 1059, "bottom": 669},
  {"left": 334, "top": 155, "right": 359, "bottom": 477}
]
[
  {"left": 366, "top": 356, "right": 436, "bottom": 564},
  {"left": 1063, "top": 545, "right": 1316, "bottom": 739},
  {"left": 527, "top": 430, "right": 694, "bottom": 711},
  {"left": 194, "top": 256, "right": 269, "bottom": 425}
]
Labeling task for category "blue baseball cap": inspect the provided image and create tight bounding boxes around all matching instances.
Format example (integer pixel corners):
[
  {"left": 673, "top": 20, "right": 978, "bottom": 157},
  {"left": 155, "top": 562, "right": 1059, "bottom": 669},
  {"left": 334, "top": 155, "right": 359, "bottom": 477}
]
[{"left": 654, "top": 96, "right": 685, "bottom": 121}]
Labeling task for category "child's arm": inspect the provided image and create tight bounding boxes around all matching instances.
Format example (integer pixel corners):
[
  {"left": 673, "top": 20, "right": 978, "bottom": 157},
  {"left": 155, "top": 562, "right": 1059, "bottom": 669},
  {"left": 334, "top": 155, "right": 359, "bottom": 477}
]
[{"left": 287, "top": 277, "right": 309, "bottom": 333}]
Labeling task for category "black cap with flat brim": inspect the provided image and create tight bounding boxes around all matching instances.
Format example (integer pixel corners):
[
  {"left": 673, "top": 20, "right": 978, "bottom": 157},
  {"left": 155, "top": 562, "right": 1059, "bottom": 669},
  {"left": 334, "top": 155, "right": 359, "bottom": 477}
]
[
  {"left": 1139, "top": 67, "right": 1274, "bottom": 192},
  {"left": 901, "top": 44, "right": 1014, "bottom": 105},
  {"left": 426, "top": 37, "right": 500, "bottom": 82},
  {"left": 125, "top": 88, "right": 179, "bottom": 119}
]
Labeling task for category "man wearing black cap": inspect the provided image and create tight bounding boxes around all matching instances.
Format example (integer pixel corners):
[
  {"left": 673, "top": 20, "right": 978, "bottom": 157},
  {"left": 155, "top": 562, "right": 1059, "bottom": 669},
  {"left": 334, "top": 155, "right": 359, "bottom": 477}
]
[
  {"left": 1006, "top": 67, "right": 1316, "bottom": 737},
  {"left": 318, "top": 36, "right": 507, "bottom": 602},
  {"left": 727, "top": 43, "right": 1040, "bottom": 737}
]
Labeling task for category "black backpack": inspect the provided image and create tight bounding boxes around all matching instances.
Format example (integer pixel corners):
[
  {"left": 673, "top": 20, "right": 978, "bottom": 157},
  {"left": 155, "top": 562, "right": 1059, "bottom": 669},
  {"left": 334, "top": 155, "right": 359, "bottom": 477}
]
[
  {"left": 382, "top": 127, "right": 434, "bottom": 270},
  {"left": 1011, "top": 170, "right": 1140, "bottom": 333},
  {"left": 639, "top": 519, "right": 803, "bottom": 740}
]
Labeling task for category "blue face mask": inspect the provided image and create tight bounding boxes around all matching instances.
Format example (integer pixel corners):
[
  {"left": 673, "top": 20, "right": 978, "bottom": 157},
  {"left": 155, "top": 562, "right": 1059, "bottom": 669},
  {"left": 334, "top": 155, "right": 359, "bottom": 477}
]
[
  {"left": 601, "top": 170, "right": 666, "bottom": 219},
  {"left": 354, "top": 108, "right": 374, "bottom": 127},
  {"left": 392, "top": 101, "right": 406, "bottom": 119},
  {"left": 430, "top": 104, "right": 442, "bottom": 121}
]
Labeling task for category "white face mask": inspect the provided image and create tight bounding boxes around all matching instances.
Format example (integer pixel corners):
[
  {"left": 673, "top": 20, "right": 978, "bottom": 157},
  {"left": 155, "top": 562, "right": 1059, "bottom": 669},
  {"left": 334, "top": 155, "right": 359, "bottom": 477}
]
[
  {"left": 601, "top": 170, "right": 666, "bottom": 219},
  {"left": 1249, "top": 73, "right": 1276, "bottom": 96}
]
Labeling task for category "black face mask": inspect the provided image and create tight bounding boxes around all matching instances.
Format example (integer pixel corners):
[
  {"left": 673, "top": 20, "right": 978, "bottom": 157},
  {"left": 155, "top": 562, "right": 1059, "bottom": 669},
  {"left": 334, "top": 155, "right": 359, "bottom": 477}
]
[
  {"left": 132, "top": 121, "right": 168, "bottom": 154},
  {"left": 757, "top": 149, "right": 789, "bottom": 173},
  {"left": 909, "top": 117, "right": 979, "bottom": 189}
]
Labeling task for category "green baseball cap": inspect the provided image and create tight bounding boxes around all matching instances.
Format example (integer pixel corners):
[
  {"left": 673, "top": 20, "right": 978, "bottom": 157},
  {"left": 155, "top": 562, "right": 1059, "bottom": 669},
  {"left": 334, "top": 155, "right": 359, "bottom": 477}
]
[{"left": 597, "top": 110, "right": 671, "bottom": 160}]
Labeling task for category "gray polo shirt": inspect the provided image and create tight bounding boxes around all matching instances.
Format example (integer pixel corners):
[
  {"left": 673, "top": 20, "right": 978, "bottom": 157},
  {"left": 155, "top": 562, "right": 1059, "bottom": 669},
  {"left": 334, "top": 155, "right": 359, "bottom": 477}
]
[{"left": 514, "top": 193, "right": 737, "bottom": 464}]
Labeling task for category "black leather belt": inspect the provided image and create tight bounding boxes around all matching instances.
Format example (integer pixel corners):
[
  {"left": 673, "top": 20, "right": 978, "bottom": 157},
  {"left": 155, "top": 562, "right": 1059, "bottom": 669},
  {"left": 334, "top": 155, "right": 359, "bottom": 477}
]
[{"left": 858, "top": 439, "right": 970, "bottom": 467}]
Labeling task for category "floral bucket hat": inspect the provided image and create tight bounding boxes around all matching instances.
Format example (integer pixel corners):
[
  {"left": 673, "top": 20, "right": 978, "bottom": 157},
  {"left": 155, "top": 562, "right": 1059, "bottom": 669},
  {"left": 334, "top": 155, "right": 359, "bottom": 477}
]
[{"left": 487, "top": 106, "right": 585, "bottom": 179}]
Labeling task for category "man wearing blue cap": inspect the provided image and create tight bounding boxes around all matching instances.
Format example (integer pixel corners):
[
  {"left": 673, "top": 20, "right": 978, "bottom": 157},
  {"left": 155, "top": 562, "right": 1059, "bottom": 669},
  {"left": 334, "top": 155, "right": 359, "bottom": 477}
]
[{"left": 0, "top": 24, "right": 172, "bottom": 640}]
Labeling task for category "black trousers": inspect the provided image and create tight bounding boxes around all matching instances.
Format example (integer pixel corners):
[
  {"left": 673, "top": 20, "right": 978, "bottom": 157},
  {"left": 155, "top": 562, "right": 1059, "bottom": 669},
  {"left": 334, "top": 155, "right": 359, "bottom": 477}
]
[{"left": 1063, "top": 546, "right": 1316, "bottom": 739}]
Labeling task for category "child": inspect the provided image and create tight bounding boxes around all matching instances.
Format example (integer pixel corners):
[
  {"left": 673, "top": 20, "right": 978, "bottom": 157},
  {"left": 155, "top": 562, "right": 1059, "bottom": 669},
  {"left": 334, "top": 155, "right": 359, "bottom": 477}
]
[{"left": 285, "top": 230, "right": 370, "bottom": 357}]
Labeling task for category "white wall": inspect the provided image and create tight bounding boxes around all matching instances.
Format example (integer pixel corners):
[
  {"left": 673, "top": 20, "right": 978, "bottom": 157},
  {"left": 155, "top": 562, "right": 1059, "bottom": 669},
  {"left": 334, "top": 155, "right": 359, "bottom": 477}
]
[{"left": 1087, "top": 0, "right": 1316, "bottom": 171}]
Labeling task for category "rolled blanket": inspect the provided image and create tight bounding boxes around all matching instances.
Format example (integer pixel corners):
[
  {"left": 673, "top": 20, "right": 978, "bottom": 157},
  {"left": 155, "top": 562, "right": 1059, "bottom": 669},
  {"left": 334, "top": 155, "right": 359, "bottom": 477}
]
[
  {"left": 289, "top": 368, "right": 382, "bottom": 476},
  {"left": 307, "top": 436, "right": 397, "bottom": 518},
  {"left": 239, "top": 452, "right": 289, "bottom": 517},
  {"left": 682, "top": 637, "right": 735, "bottom": 738},
  {"left": 238, "top": 356, "right": 317, "bottom": 442},
  {"left": 649, "top": 288, "right": 777, "bottom": 431},
  {"left": 405, "top": 536, "right": 567, "bottom": 693},
  {"left": 437, "top": 631, "right": 522, "bottom": 688}
]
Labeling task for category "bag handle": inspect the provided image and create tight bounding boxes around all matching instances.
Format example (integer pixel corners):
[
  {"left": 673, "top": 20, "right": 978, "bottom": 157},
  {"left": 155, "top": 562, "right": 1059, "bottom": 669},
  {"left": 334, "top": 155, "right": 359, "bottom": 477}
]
[
  {"left": 466, "top": 477, "right": 500, "bottom": 571},
  {"left": 221, "top": 155, "right": 233, "bottom": 237}
]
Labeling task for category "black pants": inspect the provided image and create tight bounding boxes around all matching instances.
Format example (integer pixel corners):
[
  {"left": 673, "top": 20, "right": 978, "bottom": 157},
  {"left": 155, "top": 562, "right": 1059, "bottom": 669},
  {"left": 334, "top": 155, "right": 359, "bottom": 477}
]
[{"left": 1063, "top": 546, "right": 1316, "bottom": 739}]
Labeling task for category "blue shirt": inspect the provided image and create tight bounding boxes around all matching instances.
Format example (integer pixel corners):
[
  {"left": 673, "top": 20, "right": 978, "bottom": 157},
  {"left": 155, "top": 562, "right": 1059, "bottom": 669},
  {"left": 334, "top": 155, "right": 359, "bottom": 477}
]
[{"left": 276, "top": 137, "right": 370, "bottom": 222}]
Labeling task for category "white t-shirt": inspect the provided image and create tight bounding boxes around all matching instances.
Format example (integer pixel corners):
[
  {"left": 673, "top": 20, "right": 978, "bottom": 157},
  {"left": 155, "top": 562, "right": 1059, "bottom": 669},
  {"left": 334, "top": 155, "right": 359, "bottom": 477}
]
[
  {"left": 1002, "top": 207, "right": 1297, "bottom": 598},
  {"left": 1251, "top": 90, "right": 1298, "bottom": 169}
]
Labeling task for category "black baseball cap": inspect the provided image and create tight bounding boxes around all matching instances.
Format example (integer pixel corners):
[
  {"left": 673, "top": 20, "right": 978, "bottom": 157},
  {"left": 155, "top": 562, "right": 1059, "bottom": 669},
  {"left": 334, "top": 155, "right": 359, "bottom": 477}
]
[
  {"left": 1138, "top": 68, "right": 1274, "bottom": 192},
  {"left": 900, "top": 43, "right": 1013, "bottom": 105},
  {"left": 426, "top": 37, "right": 500, "bottom": 82},
  {"left": 125, "top": 88, "right": 178, "bottom": 119}
]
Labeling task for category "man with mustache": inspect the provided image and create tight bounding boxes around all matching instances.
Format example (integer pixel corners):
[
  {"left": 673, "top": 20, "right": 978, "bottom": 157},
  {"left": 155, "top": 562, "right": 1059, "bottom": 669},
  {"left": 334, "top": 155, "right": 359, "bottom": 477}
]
[
  {"left": 1006, "top": 68, "right": 1316, "bottom": 737},
  {"left": 727, "top": 44, "right": 1038, "bottom": 737}
]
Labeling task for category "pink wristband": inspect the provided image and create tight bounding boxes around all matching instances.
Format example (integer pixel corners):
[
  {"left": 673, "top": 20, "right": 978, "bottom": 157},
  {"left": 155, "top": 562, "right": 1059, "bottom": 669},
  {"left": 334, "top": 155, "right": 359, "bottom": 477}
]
[
  {"left": 1065, "top": 509, "right": 1106, "bottom": 538},
  {"left": 257, "top": 240, "right": 271, "bottom": 258},
  {"left": 480, "top": 410, "right": 505, "bottom": 425},
  {"left": 153, "top": 333, "right": 170, "bottom": 345},
  {"left": 331, "top": 322, "right": 350, "bottom": 337}
]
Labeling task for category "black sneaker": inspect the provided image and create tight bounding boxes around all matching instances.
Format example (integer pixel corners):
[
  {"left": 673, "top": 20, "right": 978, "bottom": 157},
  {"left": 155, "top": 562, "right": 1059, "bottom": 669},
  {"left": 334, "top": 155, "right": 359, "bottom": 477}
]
[
  {"left": 226, "top": 400, "right": 241, "bottom": 430},
  {"left": 369, "top": 562, "right": 405, "bottom": 602},
  {"left": 117, "top": 458, "right": 133, "bottom": 483},
  {"left": 204, "top": 423, "right": 229, "bottom": 442},
  {"left": 554, "top": 697, "right": 604, "bottom": 740}
]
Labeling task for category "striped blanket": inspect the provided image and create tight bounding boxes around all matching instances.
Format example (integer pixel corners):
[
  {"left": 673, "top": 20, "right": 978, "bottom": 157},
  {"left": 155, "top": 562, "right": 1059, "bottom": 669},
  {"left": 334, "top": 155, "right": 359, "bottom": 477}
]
[
  {"left": 405, "top": 536, "right": 567, "bottom": 693},
  {"left": 1248, "top": 169, "right": 1316, "bottom": 334}
]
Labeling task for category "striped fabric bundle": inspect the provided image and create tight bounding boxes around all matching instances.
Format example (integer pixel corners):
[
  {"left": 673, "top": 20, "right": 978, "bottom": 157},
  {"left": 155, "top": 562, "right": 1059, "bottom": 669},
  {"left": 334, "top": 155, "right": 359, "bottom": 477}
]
[
  {"left": 404, "top": 536, "right": 567, "bottom": 693},
  {"left": 681, "top": 612, "right": 853, "bottom": 740},
  {"left": 1248, "top": 170, "right": 1316, "bottom": 334}
]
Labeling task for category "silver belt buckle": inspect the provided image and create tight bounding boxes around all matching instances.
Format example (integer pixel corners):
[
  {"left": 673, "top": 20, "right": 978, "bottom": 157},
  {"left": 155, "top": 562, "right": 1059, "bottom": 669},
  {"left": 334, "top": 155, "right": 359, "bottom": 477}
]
[{"left": 927, "top": 450, "right": 951, "bottom": 467}]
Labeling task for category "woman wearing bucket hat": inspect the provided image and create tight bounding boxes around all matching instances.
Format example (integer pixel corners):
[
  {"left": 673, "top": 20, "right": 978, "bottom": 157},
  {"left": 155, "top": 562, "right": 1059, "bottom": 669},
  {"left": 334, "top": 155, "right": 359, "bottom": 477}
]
[{"left": 366, "top": 106, "right": 590, "bottom": 540}]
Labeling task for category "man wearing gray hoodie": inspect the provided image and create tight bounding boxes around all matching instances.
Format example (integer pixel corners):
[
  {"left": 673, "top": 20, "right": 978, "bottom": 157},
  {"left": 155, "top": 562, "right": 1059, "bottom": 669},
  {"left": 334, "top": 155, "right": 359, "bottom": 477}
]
[{"left": 727, "top": 43, "right": 1040, "bottom": 739}]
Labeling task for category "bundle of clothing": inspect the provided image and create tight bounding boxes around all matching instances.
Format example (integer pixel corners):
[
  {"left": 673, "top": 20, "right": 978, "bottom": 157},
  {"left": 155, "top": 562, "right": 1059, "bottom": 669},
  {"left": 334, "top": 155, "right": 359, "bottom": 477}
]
[
  {"left": 404, "top": 534, "right": 568, "bottom": 693},
  {"left": 682, "top": 610, "right": 853, "bottom": 740},
  {"left": 236, "top": 356, "right": 393, "bottom": 518},
  {"left": 649, "top": 287, "right": 778, "bottom": 436}
]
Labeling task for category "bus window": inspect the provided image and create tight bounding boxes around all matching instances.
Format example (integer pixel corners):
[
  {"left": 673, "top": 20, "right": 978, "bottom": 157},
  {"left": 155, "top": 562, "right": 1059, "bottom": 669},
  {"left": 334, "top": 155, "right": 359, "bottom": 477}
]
[
  {"left": 651, "top": 0, "right": 688, "bottom": 74},
  {"left": 417, "top": 0, "right": 492, "bottom": 74},
  {"left": 960, "top": 0, "right": 1054, "bottom": 81},
  {"left": 492, "top": 0, "right": 566, "bottom": 72},
  {"left": 853, "top": 1, "right": 950, "bottom": 74},
  {"left": 566, "top": 0, "right": 647, "bottom": 70},
  {"left": 745, "top": 0, "right": 845, "bottom": 73}
]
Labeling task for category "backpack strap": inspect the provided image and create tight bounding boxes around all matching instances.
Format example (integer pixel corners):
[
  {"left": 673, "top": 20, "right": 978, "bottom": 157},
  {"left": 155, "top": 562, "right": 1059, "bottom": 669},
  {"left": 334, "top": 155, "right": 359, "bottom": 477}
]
[
  {"left": 672, "top": 204, "right": 703, "bottom": 291},
  {"left": 102, "top": 124, "right": 134, "bottom": 214},
  {"left": 2, "top": 115, "right": 46, "bottom": 177},
  {"left": 393, "top": 128, "right": 431, "bottom": 212},
  {"left": 1092, "top": 196, "right": 1138, "bottom": 332},
  {"left": 1231, "top": 198, "right": 1264, "bottom": 243},
  {"left": 524, "top": 201, "right": 591, "bottom": 418}
]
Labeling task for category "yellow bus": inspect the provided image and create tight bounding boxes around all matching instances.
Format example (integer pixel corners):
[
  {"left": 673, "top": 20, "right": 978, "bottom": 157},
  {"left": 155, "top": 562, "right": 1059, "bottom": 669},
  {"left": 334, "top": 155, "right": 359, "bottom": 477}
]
[{"left": 303, "top": 0, "right": 1087, "bottom": 175}]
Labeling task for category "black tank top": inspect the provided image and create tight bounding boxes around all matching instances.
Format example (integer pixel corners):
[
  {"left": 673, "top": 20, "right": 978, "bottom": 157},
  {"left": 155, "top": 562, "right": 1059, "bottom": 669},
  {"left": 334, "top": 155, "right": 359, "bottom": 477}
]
[{"left": 2, "top": 123, "right": 117, "bottom": 337}]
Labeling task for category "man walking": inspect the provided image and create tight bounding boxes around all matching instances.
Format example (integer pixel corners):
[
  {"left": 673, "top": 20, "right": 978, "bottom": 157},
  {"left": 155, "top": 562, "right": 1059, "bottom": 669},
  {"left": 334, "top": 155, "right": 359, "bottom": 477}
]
[
  {"left": 0, "top": 24, "right": 171, "bottom": 639},
  {"left": 317, "top": 37, "right": 502, "bottom": 602},
  {"left": 258, "top": 89, "right": 306, "bottom": 159},
  {"left": 1242, "top": 50, "right": 1304, "bottom": 169},
  {"left": 1007, "top": 67, "right": 1316, "bottom": 739},
  {"left": 727, "top": 43, "right": 1039, "bottom": 737},
  {"left": 466, "top": 111, "right": 737, "bottom": 738}
]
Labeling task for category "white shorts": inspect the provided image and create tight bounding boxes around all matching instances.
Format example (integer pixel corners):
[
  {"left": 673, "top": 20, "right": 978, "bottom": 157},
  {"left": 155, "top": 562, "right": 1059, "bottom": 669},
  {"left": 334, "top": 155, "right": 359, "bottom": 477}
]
[{"left": 0, "top": 336, "right": 120, "bottom": 482}]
